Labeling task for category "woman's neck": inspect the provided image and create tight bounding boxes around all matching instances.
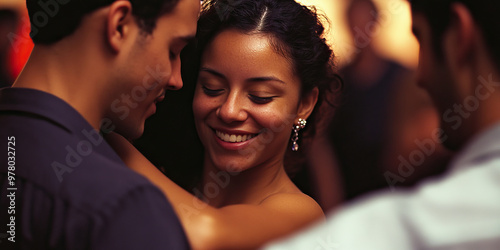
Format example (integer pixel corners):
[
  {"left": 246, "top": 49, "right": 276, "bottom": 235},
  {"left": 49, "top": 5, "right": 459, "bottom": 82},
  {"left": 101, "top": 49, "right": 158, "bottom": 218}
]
[{"left": 199, "top": 156, "right": 298, "bottom": 208}]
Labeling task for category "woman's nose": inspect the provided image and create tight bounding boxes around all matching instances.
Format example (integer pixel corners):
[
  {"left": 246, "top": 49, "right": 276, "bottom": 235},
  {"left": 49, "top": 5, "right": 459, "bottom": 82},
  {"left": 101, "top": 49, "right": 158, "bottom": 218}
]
[{"left": 216, "top": 92, "right": 248, "bottom": 123}]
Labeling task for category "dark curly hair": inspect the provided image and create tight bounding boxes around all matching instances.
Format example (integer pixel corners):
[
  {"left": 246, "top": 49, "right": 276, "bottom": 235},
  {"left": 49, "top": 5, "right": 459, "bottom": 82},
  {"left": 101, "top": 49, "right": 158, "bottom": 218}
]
[
  {"left": 193, "top": 0, "right": 342, "bottom": 173},
  {"left": 26, "top": 0, "right": 181, "bottom": 44},
  {"left": 136, "top": 0, "right": 343, "bottom": 190}
]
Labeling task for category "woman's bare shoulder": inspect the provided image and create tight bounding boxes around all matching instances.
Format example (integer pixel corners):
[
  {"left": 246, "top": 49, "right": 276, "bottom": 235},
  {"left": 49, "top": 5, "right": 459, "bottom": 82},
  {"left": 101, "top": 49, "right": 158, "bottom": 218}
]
[{"left": 260, "top": 190, "right": 325, "bottom": 223}]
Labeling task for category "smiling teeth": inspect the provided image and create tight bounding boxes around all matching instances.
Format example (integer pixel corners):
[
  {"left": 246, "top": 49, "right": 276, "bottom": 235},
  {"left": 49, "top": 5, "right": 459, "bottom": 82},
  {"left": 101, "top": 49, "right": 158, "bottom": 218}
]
[{"left": 216, "top": 131, "right": 256, "bottom": 143}]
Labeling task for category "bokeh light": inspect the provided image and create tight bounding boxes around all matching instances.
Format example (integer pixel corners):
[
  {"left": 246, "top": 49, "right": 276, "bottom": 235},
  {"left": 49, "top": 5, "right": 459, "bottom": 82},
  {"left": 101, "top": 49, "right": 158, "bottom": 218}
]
[{"left": 297, "top": 0, "right": 419, "bottom": 68}]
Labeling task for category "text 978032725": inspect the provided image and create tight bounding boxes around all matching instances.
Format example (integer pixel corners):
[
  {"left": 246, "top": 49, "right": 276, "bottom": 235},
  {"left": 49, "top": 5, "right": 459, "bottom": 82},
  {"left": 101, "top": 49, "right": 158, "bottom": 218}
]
[{"left": 6, "top": 136, "right": 16, "bottom": 243}]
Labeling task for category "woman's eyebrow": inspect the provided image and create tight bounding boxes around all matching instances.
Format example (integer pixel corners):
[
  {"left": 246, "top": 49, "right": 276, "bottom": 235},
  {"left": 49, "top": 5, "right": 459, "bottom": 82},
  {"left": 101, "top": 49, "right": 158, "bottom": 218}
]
[
  {"left": 247, "top": 76, "right": 285, "bottom": 84},
  {"left": 200, "top": 67, "right": 285, "bottom": 84},
  {"left": 199, "top": 67, "right": 226, "bottom": 80}
]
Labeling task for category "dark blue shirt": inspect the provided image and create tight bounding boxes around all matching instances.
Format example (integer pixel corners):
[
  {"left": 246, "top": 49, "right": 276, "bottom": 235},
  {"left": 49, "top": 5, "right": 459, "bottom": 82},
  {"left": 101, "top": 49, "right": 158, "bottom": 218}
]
[{"left": 0, "top": 88, "right": 189, "bottom": 249}]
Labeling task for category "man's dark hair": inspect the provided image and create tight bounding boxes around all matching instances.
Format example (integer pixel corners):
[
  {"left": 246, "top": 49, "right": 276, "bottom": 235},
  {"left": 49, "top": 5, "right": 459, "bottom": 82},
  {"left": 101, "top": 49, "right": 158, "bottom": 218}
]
[
  {"left": 26, "top": 0, "right": 181, "bottom": 45},
  {"left": 410, "top": 0, "right": 500, "bottom": 66}
]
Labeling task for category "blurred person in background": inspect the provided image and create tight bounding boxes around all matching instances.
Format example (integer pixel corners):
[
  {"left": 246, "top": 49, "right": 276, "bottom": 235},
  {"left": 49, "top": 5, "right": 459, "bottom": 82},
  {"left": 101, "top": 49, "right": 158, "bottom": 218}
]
[
  {"left": 309, "top": 0, "right": 451, "bottom": 211},
  {"left": 0, "top": 8, "right": 18, "bottom": 88},
  {"left": 265, "top": 0, "right": 500, "bottom": 248}
]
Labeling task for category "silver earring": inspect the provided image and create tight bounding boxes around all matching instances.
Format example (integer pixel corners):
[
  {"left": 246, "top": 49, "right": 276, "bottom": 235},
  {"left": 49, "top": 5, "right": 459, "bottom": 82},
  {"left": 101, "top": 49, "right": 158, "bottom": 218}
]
[{"left": 291, "top": 118, "right": 307, "bottom": 152}]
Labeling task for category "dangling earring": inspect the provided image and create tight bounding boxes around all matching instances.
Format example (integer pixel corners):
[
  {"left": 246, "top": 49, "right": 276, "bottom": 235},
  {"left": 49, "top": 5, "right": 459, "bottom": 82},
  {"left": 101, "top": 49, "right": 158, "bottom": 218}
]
[{"left": 291, "top": 118, "right": 307, "bottom": 152}]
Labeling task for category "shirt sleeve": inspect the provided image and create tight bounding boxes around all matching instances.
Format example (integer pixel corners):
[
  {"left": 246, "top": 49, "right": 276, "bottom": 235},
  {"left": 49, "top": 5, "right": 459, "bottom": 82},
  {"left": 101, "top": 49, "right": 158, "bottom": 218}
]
[{"left": 91, "top": 186, "right": 189, "bottom": 250}]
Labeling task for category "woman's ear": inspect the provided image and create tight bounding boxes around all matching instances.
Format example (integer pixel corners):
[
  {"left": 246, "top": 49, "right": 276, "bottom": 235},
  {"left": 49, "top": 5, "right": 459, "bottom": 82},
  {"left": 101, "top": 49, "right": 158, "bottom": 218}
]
[
  {"left": 106, "top": 1, "right": 135, "bottom": 53},
  {"left": 296, "top": 87, "right": 319, "bottom": 122}
]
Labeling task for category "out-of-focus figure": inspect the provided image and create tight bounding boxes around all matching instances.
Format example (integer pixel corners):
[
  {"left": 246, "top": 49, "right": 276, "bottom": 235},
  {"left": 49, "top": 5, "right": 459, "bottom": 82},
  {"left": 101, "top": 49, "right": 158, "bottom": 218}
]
[
  {"left": 0, "top": 8, "right": 19, "bottom": 88},
  {"left": 309, "top": 0, "right": 451, "bottom": 210},
  {"left": 265, "top": 0, "right": 500, "bottom": 248}
]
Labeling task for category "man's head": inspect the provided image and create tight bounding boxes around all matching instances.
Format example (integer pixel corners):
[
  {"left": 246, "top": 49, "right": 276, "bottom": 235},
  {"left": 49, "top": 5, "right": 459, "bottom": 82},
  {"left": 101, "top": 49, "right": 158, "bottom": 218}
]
[
  {"left": 26, "top": 0, "right": 181, "bottom": 44},
  {"left": 25, "top": 0, "right": 199, "bottom": 140},
  {"left": 410, "top": 0, "right": 500, "bottom": 150},
  {"left": 346, "top": 0, "right": 378, "bottom": 36}
]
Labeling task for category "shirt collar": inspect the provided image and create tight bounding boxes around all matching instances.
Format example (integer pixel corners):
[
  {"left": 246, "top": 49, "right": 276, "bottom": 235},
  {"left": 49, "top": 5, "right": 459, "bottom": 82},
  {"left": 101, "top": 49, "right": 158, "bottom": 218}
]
[
  {"left": 0, "top": 87, "right": 123, "bottom": 162},
  {"left": 0, "top": 87, "right": 92, "bottom": 133}
]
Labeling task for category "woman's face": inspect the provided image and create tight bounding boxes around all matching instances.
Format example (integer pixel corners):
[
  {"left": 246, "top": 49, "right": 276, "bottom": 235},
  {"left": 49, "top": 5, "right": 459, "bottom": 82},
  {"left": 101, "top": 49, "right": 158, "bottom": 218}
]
[{"left": 193, "top": 29, "right": 315, "bottom": 172}]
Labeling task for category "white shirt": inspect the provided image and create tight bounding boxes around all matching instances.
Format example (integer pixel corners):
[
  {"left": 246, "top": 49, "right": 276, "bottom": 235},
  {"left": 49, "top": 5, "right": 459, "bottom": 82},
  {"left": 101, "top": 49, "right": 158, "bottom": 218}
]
[{"left": 265, "top": 124, "right": 500, "bottom": 250}]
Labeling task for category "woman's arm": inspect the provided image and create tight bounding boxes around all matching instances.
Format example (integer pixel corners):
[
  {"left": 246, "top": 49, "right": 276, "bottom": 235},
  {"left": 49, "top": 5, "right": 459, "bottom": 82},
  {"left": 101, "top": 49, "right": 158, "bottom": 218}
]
[{"left": 106, "top": 133, "right": 324, "bottom": 249}]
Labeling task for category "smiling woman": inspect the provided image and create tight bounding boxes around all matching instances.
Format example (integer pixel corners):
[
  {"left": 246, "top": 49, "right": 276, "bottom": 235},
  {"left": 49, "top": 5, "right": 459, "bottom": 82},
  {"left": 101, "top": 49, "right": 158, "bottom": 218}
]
[
  {"left": 193, "top": 30, "right": 308, "bottom": 175},
  {"left": 106, "top": 0, "right": 343, "bottom": 249}
]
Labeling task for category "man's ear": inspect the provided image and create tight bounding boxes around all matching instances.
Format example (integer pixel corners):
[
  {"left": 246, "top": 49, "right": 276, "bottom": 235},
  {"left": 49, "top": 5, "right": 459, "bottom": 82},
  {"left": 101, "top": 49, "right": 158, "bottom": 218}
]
[
  {"left": 296, "top": 87, "right": 319, "bottom": 122},
  {"left": 106, "top": 1, "right": 135, "bottom": 53},
  {"left": 444, "top": 3, "right": 475, "bottom": 68}
]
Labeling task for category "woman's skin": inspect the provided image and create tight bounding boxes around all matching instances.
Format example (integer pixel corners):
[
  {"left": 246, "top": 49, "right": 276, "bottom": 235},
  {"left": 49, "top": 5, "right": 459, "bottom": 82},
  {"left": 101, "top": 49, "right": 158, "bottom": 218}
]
[{"left": 107, "top": 29, "right": 323, "bottom": 250}]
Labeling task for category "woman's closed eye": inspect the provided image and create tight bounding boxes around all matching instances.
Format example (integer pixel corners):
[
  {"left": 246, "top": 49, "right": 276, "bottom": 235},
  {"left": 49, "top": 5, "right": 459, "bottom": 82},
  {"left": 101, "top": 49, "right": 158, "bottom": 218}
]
[
  {"left": 248, "top": 94, "right": 276, "bottom": 104},
  {"left": 202, "top": 86, "right": 224, "bottom": 96}
]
